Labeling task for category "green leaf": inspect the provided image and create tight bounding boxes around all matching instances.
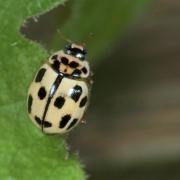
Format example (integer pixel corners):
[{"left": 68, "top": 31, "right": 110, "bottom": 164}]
[
  {"left": 0, "top": 0, "right": 85, "bottom": 179},
  {"left": 48, "top": 0, "right": 148, "bottom": 65}
]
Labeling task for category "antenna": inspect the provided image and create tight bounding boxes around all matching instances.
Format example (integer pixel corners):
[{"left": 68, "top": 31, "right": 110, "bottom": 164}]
[
  {"left": 81, "top": 32, "right": 95, "bottom": 47},
  {"left": 57, "top": 29, "right": 73, "bottom": 44},
  {"left": 57, "top": 30, "right": 95, "bottom": 48}
]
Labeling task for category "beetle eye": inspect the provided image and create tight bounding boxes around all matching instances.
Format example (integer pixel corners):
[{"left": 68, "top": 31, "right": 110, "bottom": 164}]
[
  {"left": 82, "top": 49, "right": 87, "bottom": 55},
  {"left": 64, "top": 44, "right": 72, "bottom": 55},
  {"left": 65, "top": 44, "right": 71, "bottom": 51}
]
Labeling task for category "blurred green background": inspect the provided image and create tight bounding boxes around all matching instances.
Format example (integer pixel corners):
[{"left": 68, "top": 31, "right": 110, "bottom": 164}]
[{"left": 21, "top": 0, "right": 180, "bottom": 179}]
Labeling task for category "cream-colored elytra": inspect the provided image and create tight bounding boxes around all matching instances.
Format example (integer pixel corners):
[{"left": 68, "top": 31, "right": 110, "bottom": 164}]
[
  {"left": 45, "top": 75, "right": 89, "bottom": 134},
  {"left": 27, "top": 63, "right": 89, "bottom": 134},
  {"left": 28, "top": 64, "right": 57, "bottom": 130}
]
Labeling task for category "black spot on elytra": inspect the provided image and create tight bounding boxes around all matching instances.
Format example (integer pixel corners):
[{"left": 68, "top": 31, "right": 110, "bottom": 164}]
[
  {"left": 54, "top": 96, "right": 65, "bottom": 109},
  {"left": 72, "top": 69, "right": 81, "bottom": 77},
  {"left": 28, "top": 95, "right": 33, "bottom": 113},
  {"left": 69, "top": 61, "right": 79, "bottom": 68},
  {"left": 35, "top": 68, "right": 46, "bottom": 82},
  {"left": 82, "top": 67, "right": 88, "bottom": 74},
  {"left": 34, "top": 116, "right": 52, "bottom": 128},
  {"left": 52, "top": 60, "right": 60, "bottom": 71},
  {"left": 80, "top": 96, "right": 88, "bottom": 108},
  {"left": 44, "top": 121, "right": 52, "bottom": 128},
  {"left": 61, "top": 57, "right": 69, "bottom": 65},
  {"left": 59, "top": 114, "right": 71, "bottom": 128},
  {"left": 67, "top": 118, "right": 78, "bottom": 130},
  {"left": 70, "top": 85, "right": 82, "bottom": 102},
  {"left": 35, "top": 116, "right": 42, "bottom": 125},
  {"left": 38, "top": 87, "right": 46, "bottom": 100},
  {"left": 51, "top": 54, "right": 58, "bottom": 60}
]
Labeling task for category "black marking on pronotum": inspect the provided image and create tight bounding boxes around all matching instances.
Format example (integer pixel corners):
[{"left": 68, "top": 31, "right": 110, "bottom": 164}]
[
  {"left": 41, "top": 74, "right": 64, "bottom": 132},
  {"left": 70, "top": 85, "right": 82, "bottom": 102},
  {"left": 28, "top": 94, "right": 33, "bottom": 113},
  {"left": 61, "top": 57, "right": 69, "bottom": 65},
  {"left": 82, "top": 67, "right": 87, "bottom": 74},
  {"left": 38, "top": 87, "right": 47, "bottom": 100},
  {"left": 59, "top": 114, "right": 71, "bottom": 128},
  {"left": 67, "top": 118, "right": 78, "bottom": 130},
  {"left": 79, "top": 96, "right": 88, "bottom": 108},
  {"left": 69, "top": 61, "right": 79, "bottom": 68},
  {"left": 35, "top": 68, "right": 46, "bottom": 82},
  {"left": 54, "top": 96, "right": 65, "bottom": 109},
  {"left": 49, "top": 62, "right": 82, "bottom": 80},
  {"left": 52, "top": 60, "right": 60, "bottom": 71},
  {"left": 51, "top": 54, "right": 58, "bottom": 60}
]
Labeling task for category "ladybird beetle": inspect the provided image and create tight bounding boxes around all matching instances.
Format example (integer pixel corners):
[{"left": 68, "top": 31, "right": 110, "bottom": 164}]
[{"left": 27, "top": 43, "right": 92, "bottom": 134}]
